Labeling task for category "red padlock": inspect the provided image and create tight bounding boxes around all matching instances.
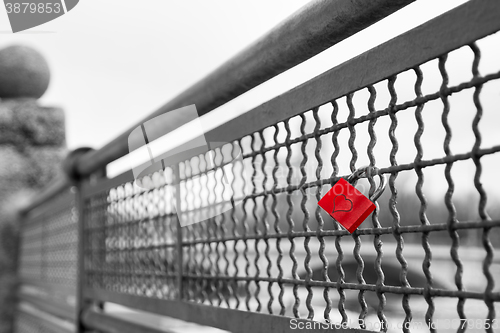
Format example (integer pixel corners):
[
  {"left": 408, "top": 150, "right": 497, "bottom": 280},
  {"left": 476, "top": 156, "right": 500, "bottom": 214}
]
[{"left": 318, "top": 167, "right": 387, "bottom": 233}]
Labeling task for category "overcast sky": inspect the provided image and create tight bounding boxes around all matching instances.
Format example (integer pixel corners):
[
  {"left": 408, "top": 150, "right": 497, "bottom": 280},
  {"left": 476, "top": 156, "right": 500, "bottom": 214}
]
[
  {"left": 1, "top": 0, "right": 499, "bottom": 204},
  {"left": 0, "top": 0, "right": 473, "bottom": 148}
]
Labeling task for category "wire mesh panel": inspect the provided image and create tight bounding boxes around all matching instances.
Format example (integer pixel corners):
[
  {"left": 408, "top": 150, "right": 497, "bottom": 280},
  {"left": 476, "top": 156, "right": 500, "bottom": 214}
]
[
  {"left": 16, "top": 188, "right": 78, "bottom": 333},
  {"left": 84, "top": 170, "right": 179, "bottom": 299},
  {"left": 19, "top": 189, "right": 78, "bottom": 291},
  {"left": 81, "top": 1, "right": 500, "bottom": 332}
]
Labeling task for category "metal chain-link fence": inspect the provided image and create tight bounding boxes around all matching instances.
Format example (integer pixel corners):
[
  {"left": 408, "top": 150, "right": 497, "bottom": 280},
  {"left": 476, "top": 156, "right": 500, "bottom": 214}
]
[
  {"left": 15, "top": 1, "right": 500, "bottom": 332},
  {"left": 82, "top": 7, "right": 500, "bottom": 332}
]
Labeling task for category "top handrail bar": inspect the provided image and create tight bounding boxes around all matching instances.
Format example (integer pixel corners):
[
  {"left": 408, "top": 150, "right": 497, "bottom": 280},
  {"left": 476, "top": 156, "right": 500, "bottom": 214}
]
[
  {"left": 73, "top": 0, "right": 415, "bottom": 177},
  {"left": 19, "top": 0, "right": 415, "bottom": 214}
]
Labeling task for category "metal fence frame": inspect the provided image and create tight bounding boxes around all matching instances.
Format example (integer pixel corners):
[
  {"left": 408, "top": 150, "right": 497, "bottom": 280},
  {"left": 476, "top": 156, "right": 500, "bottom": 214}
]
[{"left": 15, "top": 0, "right": 500, "bottom": 332}]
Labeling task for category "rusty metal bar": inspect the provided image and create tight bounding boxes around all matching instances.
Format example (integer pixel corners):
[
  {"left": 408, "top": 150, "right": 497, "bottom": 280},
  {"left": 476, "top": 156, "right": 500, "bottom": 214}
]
[
  {"left": 175, "top": 219, "right": 500, "bottom": 244},
  {"left": 73, "top": 0, "right": 415, "bottom": 178},
  {"left": 84, "top": 288, "right": 372, "bottom": 333}
]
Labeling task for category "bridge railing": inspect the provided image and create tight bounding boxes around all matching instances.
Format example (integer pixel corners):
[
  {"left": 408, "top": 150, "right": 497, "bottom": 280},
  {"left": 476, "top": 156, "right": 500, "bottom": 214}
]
[{"left": 15, "top": 1, "right": 500, "bottom": 332}]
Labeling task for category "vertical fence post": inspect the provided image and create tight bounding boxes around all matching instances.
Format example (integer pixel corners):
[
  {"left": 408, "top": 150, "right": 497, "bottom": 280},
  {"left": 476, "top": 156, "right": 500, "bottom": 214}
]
[
  {"left": 75, "top": 185, "right": 86, "bottom": 333},
  {"left": 173, "top": 165, "right": 184, "bottom": 300},
  {"left": 62, "top": 147, "right": 104, "bottom": 333}
]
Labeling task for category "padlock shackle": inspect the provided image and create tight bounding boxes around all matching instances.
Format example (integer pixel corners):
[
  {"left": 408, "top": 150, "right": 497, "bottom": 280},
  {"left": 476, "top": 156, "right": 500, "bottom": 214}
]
[{"left": 346, "top": 166, "right": 387, "bottom": 202}]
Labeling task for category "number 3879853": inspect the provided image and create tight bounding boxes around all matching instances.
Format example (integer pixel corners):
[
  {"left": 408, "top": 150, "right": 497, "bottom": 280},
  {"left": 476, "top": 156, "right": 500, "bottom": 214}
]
[{"left": 5, "top": 3, "right": 62, "bottom": 14}]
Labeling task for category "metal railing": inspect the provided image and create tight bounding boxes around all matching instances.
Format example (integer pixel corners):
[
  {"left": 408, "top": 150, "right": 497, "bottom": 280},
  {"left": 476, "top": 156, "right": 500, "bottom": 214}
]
[{"left": 14, "top": 0, "right": 500, "bottom": 332}]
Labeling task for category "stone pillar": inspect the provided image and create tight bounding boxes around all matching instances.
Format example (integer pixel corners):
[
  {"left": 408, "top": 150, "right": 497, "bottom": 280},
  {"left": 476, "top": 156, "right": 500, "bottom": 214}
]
[{"left": 0, "top": 45, "right": 66, "bottom": 333}]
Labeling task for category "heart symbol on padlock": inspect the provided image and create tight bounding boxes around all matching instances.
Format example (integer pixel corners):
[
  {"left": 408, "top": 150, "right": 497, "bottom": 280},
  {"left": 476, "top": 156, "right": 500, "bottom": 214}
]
[{"left": 332, "top": 194, "right": 353, "bottom": 214}]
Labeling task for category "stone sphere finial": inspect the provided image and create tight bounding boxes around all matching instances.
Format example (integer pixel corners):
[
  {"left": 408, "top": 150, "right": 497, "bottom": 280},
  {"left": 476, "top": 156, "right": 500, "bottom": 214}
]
[{"left": 0, "top": 45, "right": 51, "bottom": 99}]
